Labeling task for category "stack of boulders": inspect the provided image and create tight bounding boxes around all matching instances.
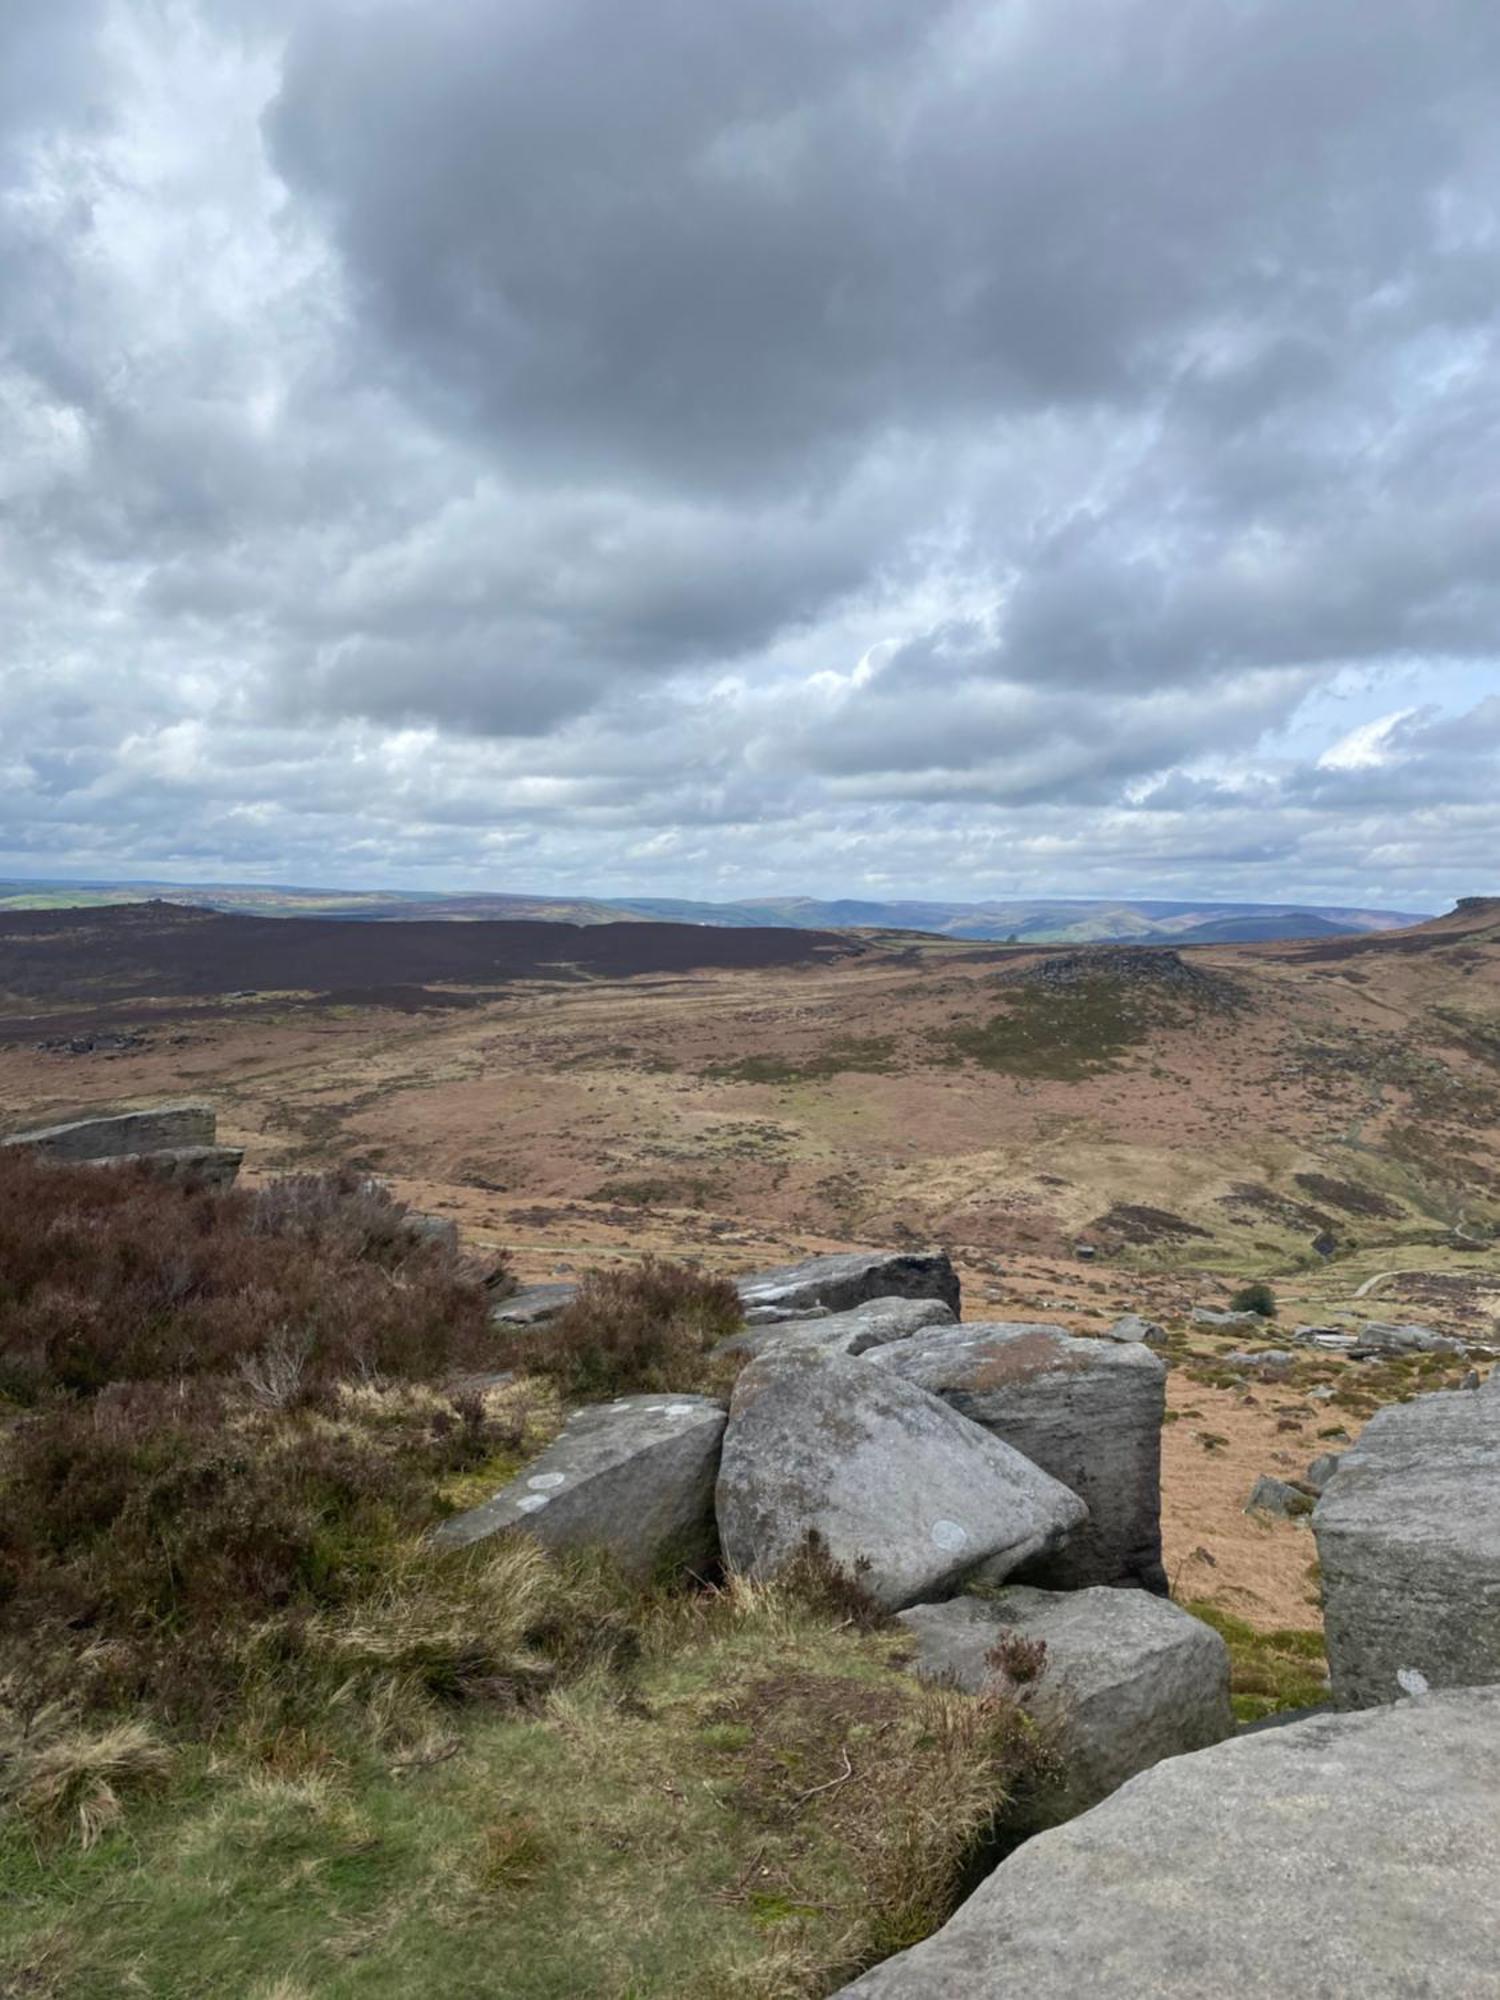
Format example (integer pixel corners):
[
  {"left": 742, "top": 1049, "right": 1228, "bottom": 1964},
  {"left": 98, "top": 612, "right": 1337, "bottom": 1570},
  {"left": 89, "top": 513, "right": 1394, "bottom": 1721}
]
[
  {"left": 448, "top": 1246, "right": 1233, "bottom": 1828},
  {"left": 0, "top": 1103, "right": 243, "bottom": 1188},
  {"left": 825, "top": 1355, "right": 1500, "bottom": 1997}
]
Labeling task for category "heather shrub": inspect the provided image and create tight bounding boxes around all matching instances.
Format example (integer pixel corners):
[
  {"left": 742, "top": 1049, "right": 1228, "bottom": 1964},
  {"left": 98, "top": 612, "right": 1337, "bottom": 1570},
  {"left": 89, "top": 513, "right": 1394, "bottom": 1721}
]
[
  {"left": 503, "top": 1255, "right": 744, "bottom": 1399},
  {"left": 0, "top": 1153, "right": 493, "bottom": 1401},
  {"left": 1229, "top": 1280, "right": 1278, "bottom": 1319}
]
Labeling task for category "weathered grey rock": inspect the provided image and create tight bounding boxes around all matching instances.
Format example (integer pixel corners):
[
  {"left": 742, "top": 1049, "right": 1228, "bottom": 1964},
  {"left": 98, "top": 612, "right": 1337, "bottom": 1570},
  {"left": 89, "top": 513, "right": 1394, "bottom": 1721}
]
[
  {"left": 96, "top": 1144, "right": 244, "bottom": 1189},
  {"left": 1220, "top": 1348, "right": 1294, "bottom": 1379},
  {"left": 734, "top": 1248, "right": 961, "bottom": 1323},
  {"left": 716, "top": 1348, "right": 1086, "bottom": 1611},
  {"left": 1244, "top": 1473, "right": 1314, "bottom": 1520},
  {"left": 401, "top": 1211, "right": 460, "bottom": 1252},
  {"left": 1191, "top": 1307, "right": 1263, "bottom": 1330},
  {"left": 835, "top": 1689, "right": 1500, "bottom": 1999},
  {"left": 897, "top": 1587, "right": 1231, "bottom": 1821},
  {"left": 713, "top": 1295, "right": 955, "bottom": 1364},
  {"left": 1350, "top": 1319, "right": 1465, "bottom": 1357},
  {"left": 430, "top": 1393, "right": 726, "bottom": 1577},
  {"left": 1101, "top": 1312, "right": 1166, "bottom": 1345},
  {"left": 1315, "top": 1386, "right": 1500, "bottom": 1707},
  {"left": 1305, "top": 1450, "right": 1345, "bottom": 1491},
  {"left": 873, "top": 1322, "right": 1166, "bottom": 1593},
  {"left": 1, "top": 1102, "right": 216, "bottom": 1161},
  {"left": 489, "top": 1281, "right": 579, "bottom": 1327}
]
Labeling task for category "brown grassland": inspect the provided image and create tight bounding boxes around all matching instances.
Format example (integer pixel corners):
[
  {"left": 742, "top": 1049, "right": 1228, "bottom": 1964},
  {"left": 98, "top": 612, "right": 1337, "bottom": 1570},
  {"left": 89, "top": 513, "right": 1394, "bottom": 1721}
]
[{"left": 1, "top": 900, "right": 1498, "bottom": 1994}]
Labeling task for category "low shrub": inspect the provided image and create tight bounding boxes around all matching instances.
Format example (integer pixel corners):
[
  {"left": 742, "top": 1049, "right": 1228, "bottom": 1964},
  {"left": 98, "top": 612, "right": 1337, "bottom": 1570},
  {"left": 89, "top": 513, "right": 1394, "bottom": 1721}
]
[
  {"left": 0, "top": 1154, "right": 494, "bottom": 1401},
  {"left": 1229, "top": 1280, "right": 1278, "bottom": 1318},
  {"left": 502, "top": 1255, "right": 743, "bottom": 1399}
]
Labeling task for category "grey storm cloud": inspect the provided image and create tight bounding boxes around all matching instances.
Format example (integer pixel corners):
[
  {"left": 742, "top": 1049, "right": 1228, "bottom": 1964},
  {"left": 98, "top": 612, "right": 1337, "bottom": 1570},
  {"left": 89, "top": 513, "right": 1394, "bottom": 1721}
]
[{"left": 0, "top": 0, "right": 1498, "bottom": 904}]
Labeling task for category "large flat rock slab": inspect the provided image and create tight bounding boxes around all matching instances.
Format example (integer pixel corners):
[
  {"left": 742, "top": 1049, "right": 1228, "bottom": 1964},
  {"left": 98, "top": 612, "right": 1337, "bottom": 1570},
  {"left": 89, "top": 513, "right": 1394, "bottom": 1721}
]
[
  {"left": 714, "top": 1295, "right": 955, "bottom": 1364},
  {"left": 489, "top": 1281, "right": 580, "bottom": 1328},
  {"left": 897, "top": 1587, "right": 1231, "bottom": 1822},
  {"left": 873, "top": 1322, "right": 1167, "bottom": 1592},
  {"left": 430, "top": 1393, "right": 726, "bottom": 1578},
  {"left": 1314, "top": 1385, "right": 1500, "bottom": 1707},
  {"left": 1, "top": 1103, "right": 216, "bottom": 1161},
  {"left": 735, "top": 1248, "right": 960, "bottom": 1323},
  {"left": 836, "top": 1688, "right": 1500, "bottom": 1998},
  {"left": 716, "top": 1349, "right": 1086, "bottom": 1611}
]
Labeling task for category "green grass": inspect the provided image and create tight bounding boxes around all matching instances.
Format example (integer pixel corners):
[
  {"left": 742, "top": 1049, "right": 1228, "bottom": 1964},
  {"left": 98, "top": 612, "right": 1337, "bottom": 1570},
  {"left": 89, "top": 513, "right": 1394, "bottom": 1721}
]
[
  {"left": 704, "top": 1038, "right": 899, "bottom": 1086},
  {"left": 939, "top": 981, "right": 1156, "bottom": 1081},
  {"left": 0, "top": 1579, "right": 1049, "bottom": 2000},
  {"left": 1184, "top": 1602, "right": 1328, "bottom": 1724}
]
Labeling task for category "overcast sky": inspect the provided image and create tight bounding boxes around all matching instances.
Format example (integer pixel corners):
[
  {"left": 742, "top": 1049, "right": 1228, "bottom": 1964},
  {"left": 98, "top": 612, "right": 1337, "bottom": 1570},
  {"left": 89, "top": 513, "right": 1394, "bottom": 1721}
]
[{"left": 3, "top": 0, "right": 1499, "bottom": 911}]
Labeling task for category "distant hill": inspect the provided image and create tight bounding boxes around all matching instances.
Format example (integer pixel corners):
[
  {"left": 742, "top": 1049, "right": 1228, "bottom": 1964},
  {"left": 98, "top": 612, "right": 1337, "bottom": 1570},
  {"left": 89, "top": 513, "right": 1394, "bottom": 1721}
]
[{"left": 0, "top": 878, "right": 1430, "bottom": 943}]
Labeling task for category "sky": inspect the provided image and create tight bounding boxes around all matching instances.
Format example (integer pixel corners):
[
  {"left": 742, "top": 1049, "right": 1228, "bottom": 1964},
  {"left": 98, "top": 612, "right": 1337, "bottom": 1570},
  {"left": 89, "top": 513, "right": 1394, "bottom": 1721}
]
[{"left": 2, "top": 1, "right": 1499, "bottom": 913}]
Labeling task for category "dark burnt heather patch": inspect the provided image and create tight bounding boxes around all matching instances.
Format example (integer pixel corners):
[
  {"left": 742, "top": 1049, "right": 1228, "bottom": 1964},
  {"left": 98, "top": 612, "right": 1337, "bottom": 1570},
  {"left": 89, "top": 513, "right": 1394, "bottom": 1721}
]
[
  {"left": 1291, "top": 1173, "right": 1404, "bottom": 1220},
  {"left": 0, "top": 902, "right": 866, "bottom": 1015},
  {"left": 1088, "top": 1204, "right": 1212, "bottom": 1248}
]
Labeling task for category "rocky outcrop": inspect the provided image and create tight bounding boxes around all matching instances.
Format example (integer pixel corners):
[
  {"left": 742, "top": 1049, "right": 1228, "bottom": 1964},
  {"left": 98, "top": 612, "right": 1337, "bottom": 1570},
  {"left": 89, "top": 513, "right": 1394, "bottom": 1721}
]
[
  {"left": 713, "top": 1295, "right": 955, "bottom": 1364},
  {"left": 897, "top": 1587, "right": 1231, "bottom": 1822},
  {"left": 835, "top": 1689, "right": 1500, "bottom": 1998},
  {"left": 735, "top": 1248, "right": 961, "bottom": 1323},
  {"left": 1315, "top": 1386, "right": 1500, "bottom": 1707},
  {"left": 1, "top": 1103, "right": 217, "bottom": 1161},
  {"left": 431, "top": 1394, "right": 726, "bottom": 1578},
  {"left": 716, "top": 1348, "right": 1086, "bottom": 1611},
  {"left": 489, "top": 1248, "right": 962, "bottom": 1332},
  {"left": 872, "top": 1323, "right": 1167, "bottom": 1593},
  {"left": 1349, "top": 1319, "right": 1466, "bottom": 1357}
]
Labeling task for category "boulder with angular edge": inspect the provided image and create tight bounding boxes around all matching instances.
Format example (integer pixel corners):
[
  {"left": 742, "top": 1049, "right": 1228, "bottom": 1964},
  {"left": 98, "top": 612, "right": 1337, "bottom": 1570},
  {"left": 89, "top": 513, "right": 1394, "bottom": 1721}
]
[
  {"left": 834, "top": 1690, "right": 1500, "bottom": 1998},
  {"left": 713, "top": 1295, "right": 956, "bottom": 1364},
  {"left": 1314, "top": 1385, "right": 1500, "bottom": 1707},
  {"left": 716, "top": 1348, "right": 1086, "bottom": 1611},
  {"left": 735, "top": 1248, "right": 961, "bottom": 1324},
  {"left": 431, "top": 1393, "right": 726, "bottom": 1578},
  {"left": 873, "top": 1322, "right": 1167, "bottom": 1592},
  {"left": 897, "top": 1586, "right": 1231, "bottom": 1821}
]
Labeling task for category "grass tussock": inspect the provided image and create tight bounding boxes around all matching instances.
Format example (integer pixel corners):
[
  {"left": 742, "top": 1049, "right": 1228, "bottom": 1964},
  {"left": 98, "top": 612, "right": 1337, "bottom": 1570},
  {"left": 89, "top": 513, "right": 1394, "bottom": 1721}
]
[
  {"left": 0, "top": 1558, "right": 1058, "bottom": 2000},
  {"left": 499, "top": 1255, "right": 744, "bottom": 1400},
  {"left": 1184, "top": 1601, "right": 1328, "bottom": 1723}
]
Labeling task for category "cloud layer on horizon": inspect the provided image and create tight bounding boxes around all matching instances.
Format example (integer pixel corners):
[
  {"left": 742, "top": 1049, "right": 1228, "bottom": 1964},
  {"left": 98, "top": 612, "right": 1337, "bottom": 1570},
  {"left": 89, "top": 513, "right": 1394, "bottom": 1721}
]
[{"left": 2, "top": 0, "right": 1499, "bottom": 908}]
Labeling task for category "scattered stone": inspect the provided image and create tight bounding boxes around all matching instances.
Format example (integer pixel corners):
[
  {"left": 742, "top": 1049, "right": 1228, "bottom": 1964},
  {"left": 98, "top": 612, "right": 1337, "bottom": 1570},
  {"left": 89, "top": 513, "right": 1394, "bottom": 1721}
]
[
  {"left": 1073, "top": 1242, "right": 1097, "bottom": 1261},
  {"left": 835, "top": 1690, "right": 1500, "bottom": 1998},
  {"left": 1305, "top": 1451, "right": 1345, "bottom": 1491},
  {"left": 1, "top": 1102, "right": 217, "bottom": 1162},
  {"left": 1349, "top": 1320, "right": 1466, "bottom": 1357},
  {"left": 872, "top": 1322, "right": 1167, "bottom": 1593},
  {"left": 1315, "top": 1385, "right": 1500, "bottom": 1707},
  {"left": 1191, "top": 1307, "right": 1263, "bottom": 1331},
  {"left": 430, "top": 1394, "right": 726, "bottom": 1577},
  {"left": 734, "top": 1247, "right": 961, "bottom": 1323},
  {"left": 1220, "top": 1349, "right": 1295, "bottom": 1379},
  {"left": 715, "top": 1348, "right": 1086, "bottom": 1611},
  {"left": 1244, "top": 1474, "right": 1315, "bottom": 1520},
  {"left": 1101, "top": 1313, "right": 1167, "bottom": 1345},
  {"left": 713, "top": 1295, "right": 955, "bottom": 1363},
  {"left": 896, "top": 1587, "right": 1231, "bottom": 1823}
]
